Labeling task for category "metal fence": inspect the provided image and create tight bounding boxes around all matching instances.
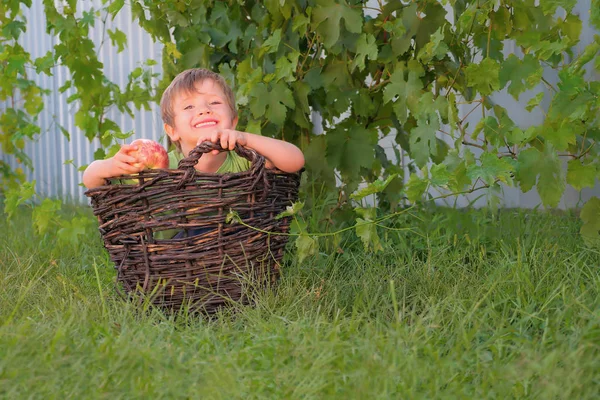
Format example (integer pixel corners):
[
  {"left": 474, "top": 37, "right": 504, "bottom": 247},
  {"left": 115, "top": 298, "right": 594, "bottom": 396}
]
[{"left": 2, "top": 0, "right": 598, "bottom": 208}]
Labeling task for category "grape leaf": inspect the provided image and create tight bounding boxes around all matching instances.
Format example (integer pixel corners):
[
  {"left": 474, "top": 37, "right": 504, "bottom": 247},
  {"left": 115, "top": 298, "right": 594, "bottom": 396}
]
[
  {"left": 350, "top": 174, "right": 398, "bottom": 201},
  {"left": 542, "top": 120, "right": 579, "bottom": 151},
  {"left": 325, "top": 124, "right": 377, "bottom": 177},
  {"left": 409, "top": 117, "right": 439, "bottom": 167},
  {"left": 465, "top": 58, "right": 501, "bottom": 96},
  {"left": 417, "top": 26, "right": 449, "bottom": 63},
  {"left": 32, "top": 198, "right": 61, "bottom": 234},
  {"left": 249, "top": 82, "right": 295, "bottom": 126},
  {"left": 296, "top": 235, "right": 318, "bottom": 264},
  {"left": 567, "top": 159, "right": 596, "bottom": 190},
  {"left": 525, "top": 92, "right": 545, "bottom": 112},
  {"left": 430, "top": 163, "right": 450, "bottom": 186},
  {"left": 275, "top": 201, "right": 305, "bottom": 220},
  {"left": 107, "top": 28, "right": 127, "bottom": 53},
  {"left": 466, "top": 152, "right": 514, "bottom": 186},
  {"left": 355, "top": 218, "right": 383, "bottom": 252},
  {"left": 581, "top": 197, "right": 600, "bottom": 245},
  {"left": 405, "top": 172, "right": 428, "bottom": 202},
  {"left": 540, "top": 0, "right": 577, "bottom": 15},
  {"left": 354, "top": 207, "right": 382, "bottom": 252},
  {"left": 2, "top": 20, "right": 27, "bottom": 40},
  {"left": 312, "top": 0, "right": 363, "bottom": 48},
  {"left": 57, "top": 216, "right": 90, "bottom": 246},
  {"left": 499, "top": 54, "right": 543, "bottom": 100},
  {"left": 351, "top": 33, "right": 378, "bottom": 72},
  {"left": 592, "top": 0, "right": 600, "bottom": 29},
  {"left": 516, "top": 148, "right": 541, "bottom": 193},
  {"left": 4, "top": 181, "right": 36, "bottom": 220},
  {"left": 538, "top": 148, "right": 566, "bottom": 207},
  {"left": 260, "top": 28, "right": 282, "bottom": 56},
  {"left": 383, "top": 61, "right": 425, "bottom": 123}
]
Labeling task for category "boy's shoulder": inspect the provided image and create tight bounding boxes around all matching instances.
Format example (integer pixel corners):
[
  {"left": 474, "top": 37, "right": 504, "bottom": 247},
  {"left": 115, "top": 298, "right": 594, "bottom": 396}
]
[{"left": 168, "top": 150, "right": 183, "bottom": 169}]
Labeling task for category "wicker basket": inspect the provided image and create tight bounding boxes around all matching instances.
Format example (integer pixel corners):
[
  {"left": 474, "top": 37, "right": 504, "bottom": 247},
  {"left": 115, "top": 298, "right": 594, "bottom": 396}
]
[{"left": 85, "top": 142, "right": 301, "bottom": 314}]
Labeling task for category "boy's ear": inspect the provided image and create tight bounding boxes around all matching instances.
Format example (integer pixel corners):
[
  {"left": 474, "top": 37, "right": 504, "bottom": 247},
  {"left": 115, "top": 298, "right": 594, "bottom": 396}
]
[
  {"left": 164, "top": 123, "right": 178, "bottom": 141},
  {"left": 232, "top": 116, "right": 239, "bottom": 129}
]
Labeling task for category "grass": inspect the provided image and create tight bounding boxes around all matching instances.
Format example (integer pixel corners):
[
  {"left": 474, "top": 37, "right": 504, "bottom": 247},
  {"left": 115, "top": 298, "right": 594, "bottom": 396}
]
[{"left": 1, "top": 205, "right": 599, "bottom": 399}]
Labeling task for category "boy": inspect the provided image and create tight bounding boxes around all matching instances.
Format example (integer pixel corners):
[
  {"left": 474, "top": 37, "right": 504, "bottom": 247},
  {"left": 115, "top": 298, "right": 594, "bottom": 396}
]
[{"left": 82, "top": 68, "right": 304, "bottom": 189}]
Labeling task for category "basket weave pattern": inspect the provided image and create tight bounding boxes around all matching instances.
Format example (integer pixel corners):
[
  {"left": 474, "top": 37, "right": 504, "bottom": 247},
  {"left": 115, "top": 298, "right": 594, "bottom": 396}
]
[{"left": 85, "top": 142, "right": 301, "bottom": 313}]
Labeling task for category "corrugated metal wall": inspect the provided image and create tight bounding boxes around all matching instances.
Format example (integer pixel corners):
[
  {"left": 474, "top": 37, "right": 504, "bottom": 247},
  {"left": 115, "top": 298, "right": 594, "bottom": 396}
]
[
  {"left": 1, "top": 0, "right": 164, "bottom": 202},
  {"left": 1, "top": 0, "right": 598, "bottom": 207}
]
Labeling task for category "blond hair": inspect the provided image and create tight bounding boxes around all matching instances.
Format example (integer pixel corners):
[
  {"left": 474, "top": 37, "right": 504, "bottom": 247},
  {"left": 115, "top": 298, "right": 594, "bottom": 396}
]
[{"left": 160, "top": 68, "right": 237, "bottom": 152}]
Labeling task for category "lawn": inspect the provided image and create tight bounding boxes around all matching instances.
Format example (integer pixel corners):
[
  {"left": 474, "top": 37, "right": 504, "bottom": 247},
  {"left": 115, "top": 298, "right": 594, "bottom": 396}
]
[{"left": 1, "top": 205, "right": 599, "bottom": 399}]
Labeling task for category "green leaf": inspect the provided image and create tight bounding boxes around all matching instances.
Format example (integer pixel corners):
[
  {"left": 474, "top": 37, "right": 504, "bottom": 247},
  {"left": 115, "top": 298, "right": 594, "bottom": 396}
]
[
  {"left": 355, "top": 217, "right": 383, "bottom": 252},
  {"left": 540, "top": 0, "right": 577, "bottom": 15},
  {"left": 296, "top": 235, "right": 318, "bottom": 264},
  {"left": 107, "top": 28, "right": 127, "bottom": 53},
  {"left": 312, "top": 0, "right": 363, "bottom": 48},
  {"left": 275, "top": 201, "right": 305, "bottom": 220},
  {"left": 260, "top": 29, "right": 282, "bottom": 56},
  {"left": 567, "top": 159, "right": 596, "bottom": 191},
  {"left": 465, "top": 58, "right": 500, "bottom": 96},
  {"left": 351, "top": 33, "right": 378, "bottom": 72},
  {"left": 525, "top": 92, "right": 545, "bottom": 112},
  {"left": 430, "top": 164, "right": 450, "bottom": 187},
  {"left": 350, "top": 174, "right": 397, "bottom": 201},
  {"left": 383, "top": 61, "right": 424, "bottom": 123},
  {"left": 275, "top": 51, "right": 300, "bottom": 82},
  {"left": 326, "top": 124, "right": 377, "bottom": 178},
  {"left": 405, "top": 172, "right": 428, "bottom": 202},
  {"left": 107, "top": 0, "right": 125, "bottom": 17},
  {"left": 592, "top": 0, "right": 600, "bottom": 30},
  {"left": 225, "top": 209, "right": 241, "bottom": 224},
  {"left": 34, "top": 51, "right": 55, "bottom": 76},
  {"left": 409, "top": 117, "right": 439, "bottom": 167},
  {"left": 538, "top": 147, "right": 566, "bottom": 207},
  {"left": 2, "top": 20, "right": 27, "bottom": 40},
  {"left": 4, "top": 181, "right": 36, "bottom": 220},
  {"left": 542, "top": 120, "right": 579, "bottom": 151},
  {"left": 304, "top": 135, "right": 336, "bottom": 186},
  {"left": 57, "top": 216, "right": 91, "bottom": 246},
  {"left": 580, "top": 197, "right": 600, "bottom": 245},
  {"left": 417, "top": 26, "right": 448, "bottom": 63},
  {"left": 32, "top": 198, "right": 61, "bottom": 234},
  {"left": 466, "top": 152, "right": 514, "bottom": 186},
  {"left": 444, "top": 150, "right": 471, "bottom": 192},
  {"left": 508, "top": 126, "right": 537, "bottom": 145},
  {"left": 249, "top": 82, "right": 295, "bottom": 126},
  {"left": 516, "top": 148, "right": 541, "bottom": 193},
  {"left": 499, "top": 54, "right": 543, "bottom": 100}
]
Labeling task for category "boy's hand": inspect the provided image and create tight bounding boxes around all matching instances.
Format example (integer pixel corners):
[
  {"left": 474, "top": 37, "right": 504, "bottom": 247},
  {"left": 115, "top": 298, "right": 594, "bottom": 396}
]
[
  {"left": 197, "top": 129, "right": 248, "bottom": 155},
  {"left": 107, "top": 144, "right": 145, "bottom": 176}
]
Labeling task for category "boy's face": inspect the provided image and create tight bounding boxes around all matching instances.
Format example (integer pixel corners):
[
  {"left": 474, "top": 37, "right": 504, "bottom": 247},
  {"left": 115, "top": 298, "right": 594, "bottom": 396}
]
[{"left": 165, "top": 78, "right": 238, "bottom": 155}]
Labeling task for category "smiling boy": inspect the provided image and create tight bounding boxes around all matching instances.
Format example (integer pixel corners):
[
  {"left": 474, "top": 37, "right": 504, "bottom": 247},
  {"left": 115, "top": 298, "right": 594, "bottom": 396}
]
[{"left": 82, "top": 68, "right": 304, "bottom": 189}]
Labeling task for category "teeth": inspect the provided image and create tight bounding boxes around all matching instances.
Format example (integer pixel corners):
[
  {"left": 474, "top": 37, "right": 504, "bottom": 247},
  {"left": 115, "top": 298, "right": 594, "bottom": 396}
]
[{"left": 195, "top": 121, "right": 217, "bottom": 128}]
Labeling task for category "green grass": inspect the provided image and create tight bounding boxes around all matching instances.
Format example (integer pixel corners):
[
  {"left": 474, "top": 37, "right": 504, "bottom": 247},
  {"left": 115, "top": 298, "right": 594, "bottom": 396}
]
[{"left": 1, "top": 205, "right": 599, "bottom": 399}]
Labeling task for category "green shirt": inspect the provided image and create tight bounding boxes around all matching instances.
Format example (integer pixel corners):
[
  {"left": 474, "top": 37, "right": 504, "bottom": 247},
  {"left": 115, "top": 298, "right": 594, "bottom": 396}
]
[
  {"left": 154, "top": 150, "right": 252, "bottom": 240},
  {"left": 168, "top": 150, "right": 251, "bottom": 173}
]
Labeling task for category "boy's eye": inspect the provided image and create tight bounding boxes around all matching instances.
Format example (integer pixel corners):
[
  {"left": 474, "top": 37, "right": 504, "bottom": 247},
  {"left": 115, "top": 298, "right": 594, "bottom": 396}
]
[
  {"left": 210, "top": 101, "right": 222, "bottom": 105},
  {"left": 184, "top": 105, "right": 193, "bottom": 110}
]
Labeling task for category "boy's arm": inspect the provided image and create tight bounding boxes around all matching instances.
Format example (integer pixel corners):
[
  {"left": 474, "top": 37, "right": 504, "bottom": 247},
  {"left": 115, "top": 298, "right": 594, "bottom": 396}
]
[
  {"left": 82, "top": 144, "right": 144, "bottom": 189},
  {"left": 201, "top": 129, "right": 305, "bottom": 173},
  {"left": 244, "top": 132, "right": 304, "bottom": 172}
]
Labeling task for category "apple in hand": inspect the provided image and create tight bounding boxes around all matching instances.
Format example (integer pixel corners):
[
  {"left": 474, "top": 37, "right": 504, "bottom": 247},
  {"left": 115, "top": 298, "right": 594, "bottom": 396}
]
[{"left": 130, "top": 139, "right": 169, "bottom": 169}]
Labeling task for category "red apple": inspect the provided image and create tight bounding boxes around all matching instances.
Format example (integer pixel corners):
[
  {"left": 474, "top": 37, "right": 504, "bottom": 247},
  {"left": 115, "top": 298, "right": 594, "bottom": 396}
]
[{"left": 130, "top": 139, "right": 169, "bottom": 169}]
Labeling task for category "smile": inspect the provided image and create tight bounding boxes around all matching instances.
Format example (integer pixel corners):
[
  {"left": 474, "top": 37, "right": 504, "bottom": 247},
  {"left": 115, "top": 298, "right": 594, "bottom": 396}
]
[{"left": 194, "top": 121, "right": 217, "bottom": 128}]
